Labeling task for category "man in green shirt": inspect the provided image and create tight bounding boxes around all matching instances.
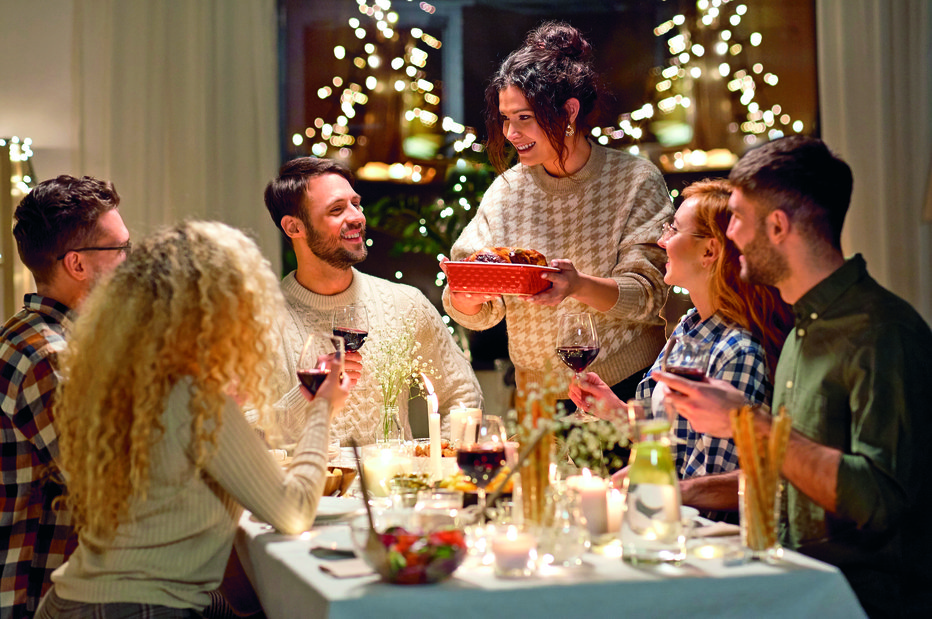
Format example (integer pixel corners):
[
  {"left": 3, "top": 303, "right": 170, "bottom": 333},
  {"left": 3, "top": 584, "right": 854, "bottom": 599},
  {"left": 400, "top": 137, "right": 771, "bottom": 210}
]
[{"left": 656, "top": 136, "right": 932, "bottom": 618}]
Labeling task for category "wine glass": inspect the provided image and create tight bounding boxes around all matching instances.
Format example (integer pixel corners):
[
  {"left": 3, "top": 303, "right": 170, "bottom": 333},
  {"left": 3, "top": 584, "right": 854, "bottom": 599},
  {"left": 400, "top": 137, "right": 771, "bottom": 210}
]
[
  {"left": 456, "top": 414, "right": 507, "bottom": 519},
  {"left": 661, "top": 334, "right": 711, "bottom": 381},
  {"left": 296, "top": 333, "right": 345, "bottom": 397},
  {"left": 556, "top": 313, "right": 600, "bottom": 377},
  {"left": 556, "top": 313, "right": 601, "bottom": 421},
  {"left": 658, "top": 335, "right": 711, "bottom": 430},
  {"left": 331, "top": 305, "right": 369, "bottom": 353}
]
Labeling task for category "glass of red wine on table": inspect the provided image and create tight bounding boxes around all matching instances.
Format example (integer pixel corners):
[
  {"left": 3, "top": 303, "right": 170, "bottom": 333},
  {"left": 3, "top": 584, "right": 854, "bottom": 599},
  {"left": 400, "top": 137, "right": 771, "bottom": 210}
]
[
  {"left": 456, "top": 414, "right": 507, "bottom": 521},
  {"left": 556, "top": 313, "right": 601, "bottom": 422},
  {"left": 296, "top": 333, "right": 345, "bottom": 397},
  {"left": 332, "top": 305, "right": 368, "bottom": 353}
]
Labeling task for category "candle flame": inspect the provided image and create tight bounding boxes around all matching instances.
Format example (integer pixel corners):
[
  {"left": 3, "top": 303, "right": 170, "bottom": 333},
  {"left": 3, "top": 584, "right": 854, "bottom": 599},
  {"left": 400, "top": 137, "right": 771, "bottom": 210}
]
[{"left": 421, "top": 372, "right": 436, "bottom": 396}]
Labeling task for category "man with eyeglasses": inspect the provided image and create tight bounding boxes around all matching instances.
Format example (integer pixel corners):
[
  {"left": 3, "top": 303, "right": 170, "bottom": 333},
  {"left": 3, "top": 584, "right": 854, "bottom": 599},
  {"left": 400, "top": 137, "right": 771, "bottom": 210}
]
[{"left": 1, "top": 175, "right": 129, "bottom": 619}]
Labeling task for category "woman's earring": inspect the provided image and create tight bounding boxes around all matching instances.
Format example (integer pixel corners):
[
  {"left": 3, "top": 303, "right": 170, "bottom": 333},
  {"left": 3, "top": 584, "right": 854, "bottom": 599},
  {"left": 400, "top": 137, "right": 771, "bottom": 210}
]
[{"left": 565, "top": 124, "right": 575, "bottom": 137}]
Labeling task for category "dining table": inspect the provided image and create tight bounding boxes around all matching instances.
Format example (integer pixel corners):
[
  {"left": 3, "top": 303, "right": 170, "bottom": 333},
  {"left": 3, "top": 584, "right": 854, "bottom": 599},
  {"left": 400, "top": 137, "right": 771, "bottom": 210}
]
[{"left": 234, "top": 499, "right": 867, "bottom": 619}]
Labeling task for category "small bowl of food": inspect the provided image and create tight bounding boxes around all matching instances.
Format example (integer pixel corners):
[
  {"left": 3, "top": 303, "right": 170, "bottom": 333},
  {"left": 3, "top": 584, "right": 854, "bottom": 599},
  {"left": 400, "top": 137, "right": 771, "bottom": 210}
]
[
  {"left": 323, "top": 466, "right": 357, "bottom": 497},
  {"left": 349, "top": 513, "right": 467, "bottom": 585}
]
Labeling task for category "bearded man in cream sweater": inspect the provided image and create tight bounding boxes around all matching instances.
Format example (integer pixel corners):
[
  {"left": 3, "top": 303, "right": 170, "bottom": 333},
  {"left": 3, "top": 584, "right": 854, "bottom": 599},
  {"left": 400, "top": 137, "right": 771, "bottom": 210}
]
[{"left": 263, "top": 157, "right": 481, "bottom": 446}]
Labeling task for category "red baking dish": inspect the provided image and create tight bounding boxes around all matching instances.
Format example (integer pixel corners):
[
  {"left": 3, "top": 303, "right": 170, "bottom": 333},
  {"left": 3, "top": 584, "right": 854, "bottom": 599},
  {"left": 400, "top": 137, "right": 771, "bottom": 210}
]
[{"left": 444, "top": 261, "right": 558, "bottom": 296}]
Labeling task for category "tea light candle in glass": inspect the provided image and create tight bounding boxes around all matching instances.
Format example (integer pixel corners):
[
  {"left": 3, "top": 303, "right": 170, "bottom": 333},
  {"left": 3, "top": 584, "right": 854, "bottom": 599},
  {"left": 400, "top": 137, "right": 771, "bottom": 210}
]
[
  {"left": 362, "top": 446, "right": 413, "bottom": 497},
  {"left": 491, "top": 525, "right": 537, "bottom": 578}
]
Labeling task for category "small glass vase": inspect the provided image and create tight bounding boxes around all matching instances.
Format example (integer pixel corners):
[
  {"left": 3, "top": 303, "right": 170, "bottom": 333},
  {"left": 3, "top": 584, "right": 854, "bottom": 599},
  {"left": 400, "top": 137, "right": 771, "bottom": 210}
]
[
  {"left": 537, "top": 482, "right": 589, "bottom": 567},
  {"left": 379, "top": 403, "right": 403, "bottom": 445}
]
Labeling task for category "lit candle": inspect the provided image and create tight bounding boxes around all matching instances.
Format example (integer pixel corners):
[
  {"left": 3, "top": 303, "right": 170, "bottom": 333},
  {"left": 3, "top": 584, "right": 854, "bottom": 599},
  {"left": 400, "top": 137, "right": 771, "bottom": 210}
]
[
  {"left": 449, "top": 406, "right": 481, "bottom": 444},
  {"left": 428, "top": 411, "right": 442, "bottom": 481},
  {"left": 566, "top": 469, "right": 609, "bottom": 536},
  {"left": 423, "top": 374, "right": 443, "bottom": 481},
  {"left": 362, "top": 448, "right": 413, "bottom": 497},
  {"left": 491, "top": 525, "right": 536, "bottom": 577},
  {"left": 607, "top": 487, "right": 625, "bottom": 533}
]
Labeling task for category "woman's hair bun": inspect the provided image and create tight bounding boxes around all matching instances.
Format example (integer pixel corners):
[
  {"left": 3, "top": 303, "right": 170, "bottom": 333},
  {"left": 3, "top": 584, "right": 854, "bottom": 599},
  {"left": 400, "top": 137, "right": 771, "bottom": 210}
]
[{"left": 526, "top": 21, "right": 592, "bottom": 62}]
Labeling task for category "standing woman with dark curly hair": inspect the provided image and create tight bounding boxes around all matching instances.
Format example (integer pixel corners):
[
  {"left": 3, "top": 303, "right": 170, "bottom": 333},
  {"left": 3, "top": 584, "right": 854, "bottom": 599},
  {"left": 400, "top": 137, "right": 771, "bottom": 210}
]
[
  {"left": 443, "top": 21, "right": 674, "bottom": 407},
  {"left": 36, "top": 221, "right": 349, "bottom": 618}
]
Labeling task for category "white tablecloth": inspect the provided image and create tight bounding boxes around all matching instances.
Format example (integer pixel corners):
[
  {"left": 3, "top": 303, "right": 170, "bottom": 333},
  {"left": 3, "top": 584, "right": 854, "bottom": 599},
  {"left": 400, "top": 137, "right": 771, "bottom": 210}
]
[{"left": 235, "top": 510, "right": 866, "bottom": 619}]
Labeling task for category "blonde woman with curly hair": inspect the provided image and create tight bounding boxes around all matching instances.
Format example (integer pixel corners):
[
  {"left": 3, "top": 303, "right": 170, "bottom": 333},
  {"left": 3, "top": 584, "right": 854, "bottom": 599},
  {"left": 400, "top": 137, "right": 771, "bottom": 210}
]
[
  {"left": 37, "top": 221, "right": 349, "bottom": 619},
  {"left": 570, "top": 179, "right": 792, "bottom": 519}
]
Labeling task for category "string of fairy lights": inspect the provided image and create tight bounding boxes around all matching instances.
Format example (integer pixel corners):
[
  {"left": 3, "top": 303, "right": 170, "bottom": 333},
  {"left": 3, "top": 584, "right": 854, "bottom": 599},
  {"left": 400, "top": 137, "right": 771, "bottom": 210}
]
[
  {"left": 291, "top": 0, "right": 480, "bottom": 175},
  {"left": 599, "top": 0, "right": 804, "bottom": 174},
  {"left": 289, "top": 0, "right": 486, "bottom": 338},
  {"left": 1, "top": 136, "right": 36, "bottom": 197}
]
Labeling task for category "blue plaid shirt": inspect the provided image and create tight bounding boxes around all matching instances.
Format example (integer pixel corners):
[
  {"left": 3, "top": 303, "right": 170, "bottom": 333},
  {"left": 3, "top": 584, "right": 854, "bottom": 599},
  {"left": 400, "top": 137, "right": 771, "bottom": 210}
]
[{"left": 636, "top": 309, "right": 771, "bottom": 480}]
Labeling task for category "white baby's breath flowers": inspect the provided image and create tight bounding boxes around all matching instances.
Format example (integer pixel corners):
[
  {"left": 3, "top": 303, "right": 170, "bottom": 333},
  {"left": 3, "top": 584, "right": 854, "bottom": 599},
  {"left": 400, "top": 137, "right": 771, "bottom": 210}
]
[{"left": 366, "top": 316, "right": 437, "bottom": 440}]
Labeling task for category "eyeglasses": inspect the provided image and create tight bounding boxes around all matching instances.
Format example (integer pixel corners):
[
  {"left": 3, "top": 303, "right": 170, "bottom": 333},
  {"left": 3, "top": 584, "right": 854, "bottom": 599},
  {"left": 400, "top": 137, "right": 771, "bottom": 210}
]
[
  {"left": 660, "top": 222, "right": 707, "bottom": 242},
  {"left": 56, "top": 241, "right": 133, "bottom": 261}
]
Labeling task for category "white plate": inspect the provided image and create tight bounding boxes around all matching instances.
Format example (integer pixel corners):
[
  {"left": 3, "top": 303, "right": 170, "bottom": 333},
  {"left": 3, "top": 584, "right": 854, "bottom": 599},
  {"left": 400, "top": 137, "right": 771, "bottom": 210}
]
[
  {"left": 315, "top": 496, "right": 365, "bottom": 522},
  {"left": 681, "top": 505, "right": 700, "bottom": 522}
]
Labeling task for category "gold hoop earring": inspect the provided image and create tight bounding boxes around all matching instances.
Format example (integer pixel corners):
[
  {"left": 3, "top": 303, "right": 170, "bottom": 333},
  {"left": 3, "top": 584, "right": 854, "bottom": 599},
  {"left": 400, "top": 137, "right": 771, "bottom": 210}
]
[{"left": 565, "top": 125, "right": 575, "bottom": 137}]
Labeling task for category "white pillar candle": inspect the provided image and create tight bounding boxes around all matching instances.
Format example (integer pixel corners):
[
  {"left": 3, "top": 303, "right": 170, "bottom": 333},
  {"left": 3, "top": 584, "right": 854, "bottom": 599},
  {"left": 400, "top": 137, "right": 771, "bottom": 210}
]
[
  {"left": 362, "top": 448, "right": 413, "bottom": 497},
  {"left": 607, "top": 487, "right": 625, "bottom": 533},
  {"left": 566, "top": 469, "right": 609, "bottom": 536},
  {"left": 428, "top": 411, "right": 443, "bottom": 481},
  {"left": 449, "top": 406, "right": 481, "bottom": 444},
  {"left": 491, "top": 526, "right": 536, "bottom": 577}
]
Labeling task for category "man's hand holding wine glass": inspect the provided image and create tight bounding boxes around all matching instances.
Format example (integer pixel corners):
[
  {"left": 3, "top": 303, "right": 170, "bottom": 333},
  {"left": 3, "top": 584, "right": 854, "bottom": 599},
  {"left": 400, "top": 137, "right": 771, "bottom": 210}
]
[{"left": 332, "top": 305, "right": 369, "bottom": 389}]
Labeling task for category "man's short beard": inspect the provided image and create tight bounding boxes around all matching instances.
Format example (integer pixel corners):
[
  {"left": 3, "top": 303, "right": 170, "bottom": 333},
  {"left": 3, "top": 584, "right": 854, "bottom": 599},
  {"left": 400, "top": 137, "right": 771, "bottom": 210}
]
[
  {"left": 740, "top": 225, "right": 789, "bottom": 287},
  {"left": 302, "top": 215, "right": 367, "bottom": 270}
]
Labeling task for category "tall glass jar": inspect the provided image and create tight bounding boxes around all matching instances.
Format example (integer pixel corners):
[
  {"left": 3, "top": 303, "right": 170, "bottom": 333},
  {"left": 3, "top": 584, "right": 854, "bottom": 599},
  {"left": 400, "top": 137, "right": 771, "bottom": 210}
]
[
  {"left": 537, "top": 482, "right": 589, "bottom": 567},
  {"left": 620, "top": 398, "right": 685, "bottom": 563}
]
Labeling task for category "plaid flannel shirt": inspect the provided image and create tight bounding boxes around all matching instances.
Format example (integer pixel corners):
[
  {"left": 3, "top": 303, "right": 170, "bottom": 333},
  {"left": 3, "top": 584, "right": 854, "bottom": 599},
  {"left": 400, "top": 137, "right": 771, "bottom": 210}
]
[
  {"left": 1, "top": 294, "right": 78, "bottom": 619},
  {"left": 636, "top": 308, "right": 771, "bottom": 479}
]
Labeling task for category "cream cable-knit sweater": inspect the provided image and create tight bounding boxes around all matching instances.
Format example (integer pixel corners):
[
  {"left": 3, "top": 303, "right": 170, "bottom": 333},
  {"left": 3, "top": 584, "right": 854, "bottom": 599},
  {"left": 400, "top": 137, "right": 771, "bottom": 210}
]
[
  {"left": 443, "top": 144, "right": 673, "bottom": 394},
  {"left": 50, "top": 380, "right": 332, "bottom": 611},
  {"left": 274, "top": 270, "right": 482, "bottom": 445}
]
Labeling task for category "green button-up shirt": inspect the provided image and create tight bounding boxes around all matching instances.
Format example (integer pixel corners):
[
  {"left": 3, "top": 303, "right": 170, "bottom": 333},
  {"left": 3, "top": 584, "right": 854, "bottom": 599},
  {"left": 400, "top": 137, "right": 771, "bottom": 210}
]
[{"left": 773, "top": 255, "right": 932, "bottom": 614}]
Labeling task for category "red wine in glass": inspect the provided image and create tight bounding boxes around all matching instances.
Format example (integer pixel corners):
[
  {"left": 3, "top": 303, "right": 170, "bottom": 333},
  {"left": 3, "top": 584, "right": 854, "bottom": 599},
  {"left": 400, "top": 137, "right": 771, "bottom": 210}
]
[
  {"left": 456, "top": 446, "right": 506, "bottom": 489},
  {"left": 332, "top": 327, "right": 368, "bottom": 352},
  {"left": 556, "top": 345, "right": 600, "bottom": 373},
  {"left": 332, "top": 305, "right": 369, "bottom": 353},
  {"left": 297, "top": 368, "right": 330, "bottom": 396},
  {"left": 556, "top": 313, "right": 601, "bottom": 421},
  {"left": 666, "top": 366, "right": 706, "bottom": 381},
  {"left": 296, "top": 333, "right": 344, "bottom": 398}
]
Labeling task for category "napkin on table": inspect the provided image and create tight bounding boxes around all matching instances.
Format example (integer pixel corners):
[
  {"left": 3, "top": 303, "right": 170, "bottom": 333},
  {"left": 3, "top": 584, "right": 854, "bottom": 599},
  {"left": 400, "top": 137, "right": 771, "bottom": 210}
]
[{"left": 318, "top": 559, "right": 375, "bottom": 578}]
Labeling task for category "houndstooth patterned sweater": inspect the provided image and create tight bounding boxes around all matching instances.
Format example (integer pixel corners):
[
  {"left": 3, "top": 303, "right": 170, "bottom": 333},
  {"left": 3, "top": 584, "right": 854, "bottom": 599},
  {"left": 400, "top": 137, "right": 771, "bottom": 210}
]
[{"left": 443, "top": 144, "right": 673, "bottom": 394}]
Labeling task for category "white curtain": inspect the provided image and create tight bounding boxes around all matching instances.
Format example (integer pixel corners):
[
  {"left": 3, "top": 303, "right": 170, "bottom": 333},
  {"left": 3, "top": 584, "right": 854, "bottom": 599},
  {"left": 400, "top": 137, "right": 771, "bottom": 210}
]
[
  {"left": 817, "top": 0, "right": 932, "bottom": 322},
  {"left": 72, "top": 0, "right": 282, "bottom": 272}
]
